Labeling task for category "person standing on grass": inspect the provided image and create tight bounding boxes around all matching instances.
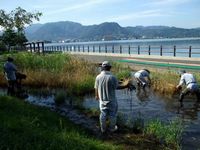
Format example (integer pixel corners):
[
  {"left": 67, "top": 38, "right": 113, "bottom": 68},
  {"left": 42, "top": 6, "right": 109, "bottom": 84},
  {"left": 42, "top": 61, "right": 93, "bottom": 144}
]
[
  {"left": 176, "top": 70, "right": 200, "bottom": 102},
  {"left": 94, "top": 61, "right": 132, "bottom": 133},
  {"left": 134, "top": 69, "right": 151, "bottom": 89},
  {"left": 3, "top": 57, "right": 17, "bottom": 95}
]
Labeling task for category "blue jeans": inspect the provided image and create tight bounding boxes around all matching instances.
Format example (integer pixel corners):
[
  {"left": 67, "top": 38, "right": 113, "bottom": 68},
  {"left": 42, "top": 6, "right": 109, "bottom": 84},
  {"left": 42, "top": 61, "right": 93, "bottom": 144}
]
[{"left": 99, "top": 101, "right": 118, "bottom": 132}]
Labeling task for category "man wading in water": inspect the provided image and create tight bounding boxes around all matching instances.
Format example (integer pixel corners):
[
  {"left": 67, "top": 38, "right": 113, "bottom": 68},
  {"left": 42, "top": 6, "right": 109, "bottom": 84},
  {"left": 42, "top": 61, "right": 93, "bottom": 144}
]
[{"left": 94, "top": 61, "right": 134, "bottom": 134}]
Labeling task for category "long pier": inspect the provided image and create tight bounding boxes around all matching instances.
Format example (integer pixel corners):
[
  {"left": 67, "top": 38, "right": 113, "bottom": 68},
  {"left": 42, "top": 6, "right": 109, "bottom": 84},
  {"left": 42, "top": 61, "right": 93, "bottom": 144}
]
[
  {"left": 24, "top": 41, "right": 200, "bottom": 70},
  {"left": 25, "top": 41, "right": 200, "bottom": 58}
]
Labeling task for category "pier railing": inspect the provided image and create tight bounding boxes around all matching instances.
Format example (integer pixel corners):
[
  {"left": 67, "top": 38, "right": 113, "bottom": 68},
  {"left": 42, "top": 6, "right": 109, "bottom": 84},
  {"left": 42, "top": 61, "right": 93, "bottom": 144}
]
[{"left": 25, "top": 42, "right": 200, "bottom": 58}]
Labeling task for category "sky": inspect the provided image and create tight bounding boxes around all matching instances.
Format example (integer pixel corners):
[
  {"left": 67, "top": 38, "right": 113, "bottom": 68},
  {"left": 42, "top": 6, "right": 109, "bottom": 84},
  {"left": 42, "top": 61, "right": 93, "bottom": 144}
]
[{"left": 0, "top": 0, "right": 200, "bottom": 29}]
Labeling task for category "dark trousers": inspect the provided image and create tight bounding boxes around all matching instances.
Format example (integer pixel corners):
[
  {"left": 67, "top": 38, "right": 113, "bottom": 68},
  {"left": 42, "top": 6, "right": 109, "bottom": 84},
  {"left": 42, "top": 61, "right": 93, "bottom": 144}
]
[
  {"left": 179, "top": 88, "right": 200, "bottom": 102},
  {"left": 7, "top": 80, "right": 17, "bottom": 96}
]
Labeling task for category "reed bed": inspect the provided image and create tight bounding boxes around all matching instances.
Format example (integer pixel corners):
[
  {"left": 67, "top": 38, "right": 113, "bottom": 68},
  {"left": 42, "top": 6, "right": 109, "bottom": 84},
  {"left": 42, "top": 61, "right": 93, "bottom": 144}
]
[
  {"left": 151, "top": 70, "right": 200, "bottom": 96},
  {"left": 1, "top": 52, "right": 200, "bottom": 96},
  {"left": 0, "top": 52, "right": 96, "bottom": 95},
  {"left": 151, "top": 70, "right": 179, "bottom": 96}
]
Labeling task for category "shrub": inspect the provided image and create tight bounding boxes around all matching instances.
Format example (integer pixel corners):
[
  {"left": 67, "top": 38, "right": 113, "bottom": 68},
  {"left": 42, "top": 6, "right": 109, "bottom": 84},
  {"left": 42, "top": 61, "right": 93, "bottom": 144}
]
[
  {"left": 54, "top": 90, "right": 67, "bottom": 105},
  {"left": 0, "top": 41, "right": 7, "bottom": 52},
  {"left": 145, "top": 118, "right": 183, "bottom": 147}
]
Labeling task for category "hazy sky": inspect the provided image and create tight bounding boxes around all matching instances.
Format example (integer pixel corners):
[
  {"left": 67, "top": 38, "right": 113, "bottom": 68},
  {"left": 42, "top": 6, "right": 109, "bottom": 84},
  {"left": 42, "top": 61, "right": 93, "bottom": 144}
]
[{"left": 1, "top": 0, "right": 200, "bottom": 28}]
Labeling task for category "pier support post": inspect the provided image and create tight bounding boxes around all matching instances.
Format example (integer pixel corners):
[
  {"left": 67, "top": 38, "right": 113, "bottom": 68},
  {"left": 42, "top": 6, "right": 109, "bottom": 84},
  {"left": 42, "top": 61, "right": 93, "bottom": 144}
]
[
  {"left": 148, "top": 45, "right": 151, "bottom": 55},
  {"left": 173, "top": 46, "right": 176, "bottom": 57},
  {"left": 138, "top": 45, "right": 140, "bottom": 55},
  {"left": 160, "top": 45, "right": 163, "bottom": 56},
  {"left": 128, "top": 45, "right": 131, "bottom": 55},
  {"left": 189, "top": 46, "right": 192, "bottom": 58},
  {"left": 112, "top": 45, "right": 114, "bottom": 53}
]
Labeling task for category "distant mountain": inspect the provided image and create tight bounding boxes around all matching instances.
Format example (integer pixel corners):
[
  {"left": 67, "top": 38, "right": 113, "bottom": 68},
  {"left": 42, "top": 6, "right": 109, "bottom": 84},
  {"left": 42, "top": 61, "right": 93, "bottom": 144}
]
[
  {"left": 25, "top": 23, "right": 43, "bottom": 34},
  {"left": 25, "top": 21, "right": 200, "bottom": 42}
]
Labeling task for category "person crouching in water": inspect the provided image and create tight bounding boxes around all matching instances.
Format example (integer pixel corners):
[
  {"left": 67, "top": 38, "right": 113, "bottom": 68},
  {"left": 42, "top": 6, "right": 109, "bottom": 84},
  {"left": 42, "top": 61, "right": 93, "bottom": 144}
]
[
  {"left": 176, "top": 70, "right": 200, "bottom": 102},
  {"left": 94, "top": 61, "right": 131, "bottom": 134},
  {"left": 3, "top": 57, "right": 17, "bottom": 95},
  {"left": 134, "top": 69, "right": 151, "bottom": 89}
]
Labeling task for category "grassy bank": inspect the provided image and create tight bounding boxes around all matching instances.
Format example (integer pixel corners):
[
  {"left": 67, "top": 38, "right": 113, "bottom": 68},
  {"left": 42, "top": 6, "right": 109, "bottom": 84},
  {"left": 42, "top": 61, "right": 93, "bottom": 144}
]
[
  {"left": 0, "top": 96, "right": 181, "bottom": 150},
  {"left": 0, "top": 96, "right": 119, "bottom": 150}
]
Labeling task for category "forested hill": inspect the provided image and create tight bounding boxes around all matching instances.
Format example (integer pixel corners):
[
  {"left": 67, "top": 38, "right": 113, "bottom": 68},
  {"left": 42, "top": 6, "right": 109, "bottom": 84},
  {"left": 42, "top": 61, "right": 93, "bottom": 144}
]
[{"left": 25, "top": 21, "right": 200, "bottom": 42}]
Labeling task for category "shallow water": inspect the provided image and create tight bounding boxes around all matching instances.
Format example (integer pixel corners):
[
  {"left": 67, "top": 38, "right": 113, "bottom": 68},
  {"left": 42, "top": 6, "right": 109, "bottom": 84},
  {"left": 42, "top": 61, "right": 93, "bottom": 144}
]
[
  {"left": 83, "top": 89, "right": 200, "bottom": 150},
  {"left": 1, "top": 88, "right": 200, "bottom": 149}
]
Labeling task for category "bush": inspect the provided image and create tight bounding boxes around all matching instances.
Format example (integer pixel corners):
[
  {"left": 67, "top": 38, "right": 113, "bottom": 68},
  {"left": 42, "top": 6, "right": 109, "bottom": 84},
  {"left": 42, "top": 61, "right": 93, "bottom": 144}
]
[
  {"left": 145, "top": 118, "right": 183, "bottom": 147},
  {"left": 0, "top": 41, "right": 7, "bottom": 52},
  {"left": 54, "top": 90, "right": 67, "bottom": 105}
]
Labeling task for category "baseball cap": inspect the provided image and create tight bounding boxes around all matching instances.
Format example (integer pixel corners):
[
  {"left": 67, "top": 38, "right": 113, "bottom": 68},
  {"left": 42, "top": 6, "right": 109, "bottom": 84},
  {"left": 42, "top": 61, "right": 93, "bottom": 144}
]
[
  {"left": 102, "top": 61, "right": 111, "bottom": 67},
  {"left": 178, "top": 70, "right": 186, "bottom": 75}
]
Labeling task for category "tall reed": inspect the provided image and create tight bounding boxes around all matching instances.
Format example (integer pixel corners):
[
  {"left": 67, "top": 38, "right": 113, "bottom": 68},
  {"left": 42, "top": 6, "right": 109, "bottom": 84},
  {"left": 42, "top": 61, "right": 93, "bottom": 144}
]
[
  {"left": 0, "top": 53, "right": 96, "bottom": 95},
  {"left": 145, "top": 118, "right": 183, "bottom": 149}
]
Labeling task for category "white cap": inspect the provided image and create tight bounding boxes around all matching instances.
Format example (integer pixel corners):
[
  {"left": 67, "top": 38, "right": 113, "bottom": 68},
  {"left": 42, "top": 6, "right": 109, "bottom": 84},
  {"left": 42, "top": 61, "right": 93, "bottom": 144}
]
[{"left": 102, "top": 61, "right": 111, "bottom": 67}]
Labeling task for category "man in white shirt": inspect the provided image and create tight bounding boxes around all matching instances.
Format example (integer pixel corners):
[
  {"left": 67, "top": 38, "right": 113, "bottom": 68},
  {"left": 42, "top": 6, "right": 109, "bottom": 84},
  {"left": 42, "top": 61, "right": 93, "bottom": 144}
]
[
  {"left": 94, "top": 61, "right": 132, "bottom": 133},
  {"left": 176, "top": 70, "right": 200, "bottom": 102},
  {"left": 134, "top": 69, "right": 151, "bottom": 89}
]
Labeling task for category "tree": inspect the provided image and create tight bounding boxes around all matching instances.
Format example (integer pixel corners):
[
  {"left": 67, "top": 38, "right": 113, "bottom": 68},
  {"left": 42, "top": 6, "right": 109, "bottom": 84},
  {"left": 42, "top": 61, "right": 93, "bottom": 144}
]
[
  {"left": 0, "top": 7, "right": 42, "bottom": 51},
  {"left": 1, "top": 29, "right": 17, "bottom": 51},
  {"left": 0, "top": 7, "right": 42, "bottom": 33},
  {"left": 15, "top": 32, "right": 28, "bottom": 47},
  {"left": 0, "top": 10, "right": 14, "bottom": 30},
  {"left": 12, "top": 7, "right": 42, "bottom": 33}
]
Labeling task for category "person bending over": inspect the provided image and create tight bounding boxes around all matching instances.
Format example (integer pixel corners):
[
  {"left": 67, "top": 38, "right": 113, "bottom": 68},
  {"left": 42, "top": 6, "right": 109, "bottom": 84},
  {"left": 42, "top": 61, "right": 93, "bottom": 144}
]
[
  {"left": 176, "top": 70, "right": 200, "bottom": 102},
  {"left": 134, "top": 69, "right": 151, "bottom": 89}
]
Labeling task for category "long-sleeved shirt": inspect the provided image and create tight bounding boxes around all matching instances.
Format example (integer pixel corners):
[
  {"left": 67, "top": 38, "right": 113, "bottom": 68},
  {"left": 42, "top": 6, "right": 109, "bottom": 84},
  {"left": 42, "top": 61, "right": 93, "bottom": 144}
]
[{"left": 4, "top": 61, "right": 17, "bottom": 81}]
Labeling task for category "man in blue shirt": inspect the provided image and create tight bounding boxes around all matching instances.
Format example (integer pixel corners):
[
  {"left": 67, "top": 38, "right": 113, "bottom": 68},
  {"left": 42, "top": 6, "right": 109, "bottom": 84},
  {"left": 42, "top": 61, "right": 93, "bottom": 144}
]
[
  {"left": 176, "top": 70, "right": 200, "bottom": 102},
  {"left": 4, "top": 57, "right": 17, "bottom": 95}
]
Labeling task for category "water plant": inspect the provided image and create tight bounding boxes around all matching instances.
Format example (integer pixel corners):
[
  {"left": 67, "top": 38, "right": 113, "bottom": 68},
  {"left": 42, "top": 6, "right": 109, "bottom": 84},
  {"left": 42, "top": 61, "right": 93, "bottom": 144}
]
[
  {"left": 145, "top": 118, "right": 183, "bottom": 148},
  {"left": 54, "top": 90, "right": 67, "bottom": 105}
]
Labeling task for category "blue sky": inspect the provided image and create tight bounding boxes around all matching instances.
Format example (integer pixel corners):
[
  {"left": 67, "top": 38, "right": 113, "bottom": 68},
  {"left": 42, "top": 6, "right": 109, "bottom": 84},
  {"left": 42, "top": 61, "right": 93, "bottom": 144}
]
[{"left": 1, "top": 0, "right": 200, "bottom": 28}]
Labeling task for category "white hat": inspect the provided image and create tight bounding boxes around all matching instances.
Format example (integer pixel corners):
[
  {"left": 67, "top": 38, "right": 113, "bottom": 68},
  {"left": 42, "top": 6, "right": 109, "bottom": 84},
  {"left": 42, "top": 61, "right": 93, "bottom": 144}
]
[{"left": 102, "top": 61, "right": 111, "bottom": 67}]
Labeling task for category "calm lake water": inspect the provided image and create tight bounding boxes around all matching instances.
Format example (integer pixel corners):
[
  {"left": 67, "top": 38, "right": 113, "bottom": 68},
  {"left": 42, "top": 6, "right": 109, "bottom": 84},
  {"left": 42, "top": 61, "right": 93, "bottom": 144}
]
[{"left": 45, "top": 38, "right": 200, "bottom": 58}]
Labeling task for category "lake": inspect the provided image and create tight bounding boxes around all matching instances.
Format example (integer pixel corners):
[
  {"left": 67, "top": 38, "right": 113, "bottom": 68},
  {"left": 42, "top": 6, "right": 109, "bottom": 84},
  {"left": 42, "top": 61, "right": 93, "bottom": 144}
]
[{"left": 44, "top": 38, "right": 200, "bottom": 58}]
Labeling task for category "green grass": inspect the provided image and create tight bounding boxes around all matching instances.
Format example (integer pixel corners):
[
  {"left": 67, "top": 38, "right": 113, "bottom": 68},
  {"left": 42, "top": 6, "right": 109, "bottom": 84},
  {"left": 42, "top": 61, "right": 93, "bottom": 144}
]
[
  {"left": 0, "top": 52, "right": 70, "bottom": 72},
  {"left": 0, "top": 96, "right": 119, "bottom": 150},
  {"left": 54, "top": 90, "right": 67, "bottom": 105},
  {"left": 145, "top": 119, "right": 183, "bottom": 149}
]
